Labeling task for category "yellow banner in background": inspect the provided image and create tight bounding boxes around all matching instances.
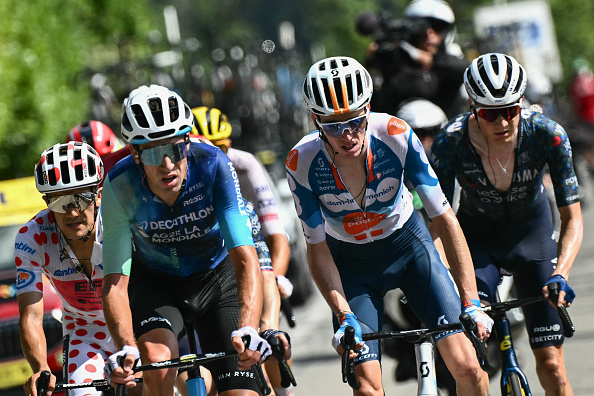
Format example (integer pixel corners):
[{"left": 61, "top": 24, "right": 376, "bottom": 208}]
[{"left": 0, "top": 177, "right": 45, "bottom": 227}]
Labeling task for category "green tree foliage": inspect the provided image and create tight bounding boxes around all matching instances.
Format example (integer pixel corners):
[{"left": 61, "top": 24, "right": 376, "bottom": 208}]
[
  {"left": 1, "top": 0, "right": 593, "bottom": 179},
  {"left": 0, "top": 0, "right": 161, "bottom": 180}
]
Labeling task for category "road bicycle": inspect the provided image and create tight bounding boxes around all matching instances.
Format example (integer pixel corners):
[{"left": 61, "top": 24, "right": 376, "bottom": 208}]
[
  {"left": 341, "top": 321, "right": 464, "bottom": 395},
  {"left": 461, "top": 281, "right": 575, "bottom": 396},
  {"left": 37, "top": 329, "right": 296, "bottom": 396}
]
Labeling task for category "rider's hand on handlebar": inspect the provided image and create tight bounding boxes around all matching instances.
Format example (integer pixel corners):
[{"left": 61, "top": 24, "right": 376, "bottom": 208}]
[
  {"left": 462, "top": 298, "right": 493, "bottom": 340},
  {"left": 104, "top": 345, "right": 139, "bottom": 388},
  {"left": 543, "top": 275, "right": 576, "bottom": 307},
  {"left": 332, "top": 312, "right": 364, "bottom": 357},
  {"left": 260, "top": 329, "right": 292, "bottom": 360},
  {"left": 276, "top": 275, "right": 294, "bottom": 298},
  {"left": 231, "top": 326, "right": 272, "bottom": 369},
  {"left": 24, "top": 370, "right": 55, "bottom": 396}
]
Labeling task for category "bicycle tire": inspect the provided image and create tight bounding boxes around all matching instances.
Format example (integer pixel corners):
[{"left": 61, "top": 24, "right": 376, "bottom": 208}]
[{"left": 505, "top": 372, "right": 525, "bottom": 396}]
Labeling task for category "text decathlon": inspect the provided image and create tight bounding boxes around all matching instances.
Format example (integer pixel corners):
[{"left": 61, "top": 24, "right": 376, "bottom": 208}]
[{"left": 149, "top": 208, "right": 213, "bottom": 230}]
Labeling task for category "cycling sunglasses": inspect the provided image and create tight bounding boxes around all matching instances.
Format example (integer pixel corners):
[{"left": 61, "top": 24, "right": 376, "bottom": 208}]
[
  {"left": 137, "top": 141, "right": 190, "bottom": 166},
  {"left": 45, "top": 192, "right": 97, "bottom": 213},
  {"left": 475, "top": 103, "right": 522, "bottom": 123},
  {"left": 317, "top": 109, "right": 369, "bottom": 138}
]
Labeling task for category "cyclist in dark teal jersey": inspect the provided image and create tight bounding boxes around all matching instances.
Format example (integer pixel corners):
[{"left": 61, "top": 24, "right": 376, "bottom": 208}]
[
  {"left": 430, "top": 53, "right": 583, "bottom": 395},
  {"left": 100, "top": 85, "right": 272, "bottom": 396}
]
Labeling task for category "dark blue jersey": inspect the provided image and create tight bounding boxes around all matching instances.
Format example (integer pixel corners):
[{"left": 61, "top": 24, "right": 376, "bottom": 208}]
[{"left": 430, "top": 109, "right": 579, "bottom": 223}]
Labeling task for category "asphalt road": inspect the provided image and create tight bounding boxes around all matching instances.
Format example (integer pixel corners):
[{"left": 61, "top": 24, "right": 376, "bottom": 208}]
[{"left": 285, "top": 202, "right": 594, "bottom": 395}]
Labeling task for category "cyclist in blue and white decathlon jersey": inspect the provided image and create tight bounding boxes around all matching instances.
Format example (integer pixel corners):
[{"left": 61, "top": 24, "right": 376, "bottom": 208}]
[
  {"left": 100, "top": 85, "right": 272, "bottom": 396},
  {"left": 286, "top": 56, "right": 492, "bottom": 396},
  {"left": 430, "top": 53, "right": 583, "bottom": 395}
]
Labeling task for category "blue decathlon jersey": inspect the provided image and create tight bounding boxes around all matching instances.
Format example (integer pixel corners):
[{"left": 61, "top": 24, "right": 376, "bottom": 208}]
[
  {"left": 430, "top": 110, "right": 580, "bottom": 222},
  {"left": 285, "top": 112, "right": 450, "bottom": 245},
  {"left": 102, "top": 142, "right": 253, "bottom": 277}
]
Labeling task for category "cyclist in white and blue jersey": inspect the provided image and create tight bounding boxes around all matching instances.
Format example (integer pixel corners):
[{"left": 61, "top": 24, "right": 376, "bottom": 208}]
[
  {"left": 100, "top": 85, "right": 271, "bottom": 396},
  {"left": 286, "top": 56, "right": 492, "bottom": 396},
  {"left": 431, "top": 53, "right": 582, "bottom": 395}
]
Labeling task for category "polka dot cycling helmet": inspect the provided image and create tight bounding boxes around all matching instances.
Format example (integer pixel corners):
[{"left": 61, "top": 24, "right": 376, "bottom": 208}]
[
  {"left": 191, "top": 107, "right": 232, "bottom": 142},
  {"left": 464, "top": 53, "right": 527, "bottom": 106},
  {"left": 120, "top": 84, "right": 194, "bottom": 145},
  {"left": 35, "top": 142, "right": 104, "bottom": 194},
  {"left": 67, "top": 120, "right": 117, "bottom": 156},
  {"left": 303, "top": 56, "right": 373, "bottom": 116}
]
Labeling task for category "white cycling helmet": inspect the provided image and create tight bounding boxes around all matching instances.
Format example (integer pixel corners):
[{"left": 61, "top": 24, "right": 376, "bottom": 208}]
[
  {"left": 403, "top": 0, "right": 455, "bottom": 25},
  {"left": 303, "top": 56, "right": 373, "bottom": 116},
  {"left": 397, "top": 99, "right": 448, "bottom": 131},
  {"left": 35, "top": 142, "right": 104, "bottom": 194},
  {"left": 121, "top": 84, "right": 194, "bottom": 144},
  {"left": 464, "top": 53, "right": 527, "bottom": 106}
]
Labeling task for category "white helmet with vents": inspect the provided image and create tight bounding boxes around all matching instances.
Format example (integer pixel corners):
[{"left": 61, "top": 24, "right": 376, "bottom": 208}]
[
  {"left": 121, "top": 84, "right": 194, "bottom": 144},
  {"left": 303, "top": 56, "right": 373, "bottom": 116},
  {"left": 464, "top": 53, "right": 527, "bottom": 106}
]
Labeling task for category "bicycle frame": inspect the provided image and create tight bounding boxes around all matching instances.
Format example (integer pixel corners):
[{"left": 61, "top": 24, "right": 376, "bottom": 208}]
[
  {"left": 342, "top": 322, "right": 461, "bottom": 396},
  {"left": 490, "top": 308, "right": 532, "bottom": 395}
]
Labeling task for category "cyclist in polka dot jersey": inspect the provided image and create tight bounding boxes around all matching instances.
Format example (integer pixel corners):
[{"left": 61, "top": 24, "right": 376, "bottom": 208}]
[{"left": 17, "top": 142, "right": 114, "bottom": 396}]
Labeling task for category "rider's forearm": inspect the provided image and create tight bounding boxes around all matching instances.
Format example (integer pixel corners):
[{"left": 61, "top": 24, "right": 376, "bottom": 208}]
[
  {"left": 306, "top": 241, "right": 350, "bottom": 316},
  {"left": 230, "top": 245, "right": 263, "bottom": 329},
  {"left": 555, "top": 203, "right": 584, "bottom": 279},
  {"left": 259, "top": 270, "right": 281, "bottom": 330},
  {"left": 432, "top": 210, "right": 480, "bottom": 302},
  {"left": 102, "top": 274, "right": 136, "bottom": 349},
  {"left": 265, "top": 233, "right": 291, "bottom": 277},
  {"left": 18, "top": 308, "right": 49, "bottom": 372}
]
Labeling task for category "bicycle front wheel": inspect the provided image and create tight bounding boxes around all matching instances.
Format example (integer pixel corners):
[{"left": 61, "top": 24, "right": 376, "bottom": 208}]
[{"left": 505, "top": 372, "right": 526, "bottom": 396}]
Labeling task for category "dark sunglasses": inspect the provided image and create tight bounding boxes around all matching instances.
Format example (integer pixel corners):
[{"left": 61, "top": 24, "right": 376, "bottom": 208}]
[
  {"left": 136, "top": 141, "right": 189, "bottom": 166},
  {"left": 476, "top": 104, "right": 521, "bottom": 123},
  {"left": 45, "top": 192, "right": 97, "bottom": 213},
  {"left": 317, "top": 109, "right": 369, "bottom": 138}
]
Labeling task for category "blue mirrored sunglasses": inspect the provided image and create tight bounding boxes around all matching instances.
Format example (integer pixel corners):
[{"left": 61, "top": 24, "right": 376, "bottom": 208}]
[
  {"left": 138, "top": 141, "right": 189, "bottom": 166},
  {"left": 45, "top": 192, "right": 97, "bottom": 213},
  {"left": 317, "top": 110, "right": 369, "bottom": 138}
]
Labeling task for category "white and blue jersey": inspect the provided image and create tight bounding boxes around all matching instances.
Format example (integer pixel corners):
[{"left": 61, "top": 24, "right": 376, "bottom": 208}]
[
  {"left": 285, "top": 111, "right": 450, "bottom": 245},
  {"left": 102, "top": 142, "right": 254, "bottom": 277}
]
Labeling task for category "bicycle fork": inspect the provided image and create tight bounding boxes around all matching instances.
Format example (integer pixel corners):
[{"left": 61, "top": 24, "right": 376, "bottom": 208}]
[
  {"left": 414, "top": 338, "right": 439, "bottom": 396},
  {"left": 493, "top": 314, "right": 531, "bottom": 396}
]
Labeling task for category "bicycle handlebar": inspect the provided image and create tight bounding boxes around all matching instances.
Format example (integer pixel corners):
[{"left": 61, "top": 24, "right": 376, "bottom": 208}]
[
  {"left": 38, "top": 337, "right": 273, "bottom": 396},
  {"left": 340, "top": 322, "right": 462, "bottom": 390},
  {"left": 269, "top": 336, "right": 297, "bottom": 387},
  {"left": 483, "top": 282, "right": 574, "bottom": 338},
  {"left": 459, "top": 312, "right": 491, "bottom": 372},
  {"left": 341, "top": 326, "right": 361, "bottom": 390},
  {"left": 547, "top": 282, "right": 575, "bottom": 338},
  {"left": 280, "top": 296, "right": 296, "bottom": 328}
]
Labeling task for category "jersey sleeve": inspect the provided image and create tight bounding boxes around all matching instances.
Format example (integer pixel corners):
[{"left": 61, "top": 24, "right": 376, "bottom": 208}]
[
  {"left": 405, "top": 131, "right": 450, "bottom": 218},
  {"left": 545, "top": 121, "right": 580, "bottom": 207},
  {"left": 233, "top": 150, "right": 286, "bottom": 238},
  {"left": 101, "top": 177, "right": 133, "bottom": 276},
  {"left": 213, "top": 151, "right": 254, "bottom": 249},
  {"left": 14, "top": 219, "right": 46, "bottom": 295},
  {"left": 285, "top": 149, "right": 327, "bottom": 244}
]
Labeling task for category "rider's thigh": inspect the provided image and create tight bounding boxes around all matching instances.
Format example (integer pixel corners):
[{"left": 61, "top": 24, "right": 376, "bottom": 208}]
[
  {"left": 436, "top": 332, "right": 483, "bottom": 380},
  {"left": 354, "top": 360, "right": 384, "bottom": 396}
]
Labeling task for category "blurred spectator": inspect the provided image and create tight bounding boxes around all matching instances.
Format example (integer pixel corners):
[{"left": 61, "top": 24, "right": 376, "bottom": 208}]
[{"left": 359, "top": 0, "right": 469, "bottom": 118}]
